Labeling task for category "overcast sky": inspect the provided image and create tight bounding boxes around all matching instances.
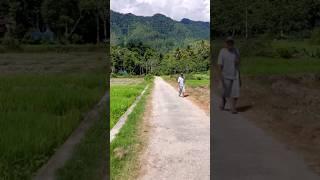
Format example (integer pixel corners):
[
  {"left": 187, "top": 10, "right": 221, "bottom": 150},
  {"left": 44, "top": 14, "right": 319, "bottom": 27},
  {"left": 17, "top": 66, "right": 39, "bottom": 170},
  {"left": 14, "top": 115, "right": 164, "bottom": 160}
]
[{"left": 111, "top": 0, "right": 210, "bottom": 22}]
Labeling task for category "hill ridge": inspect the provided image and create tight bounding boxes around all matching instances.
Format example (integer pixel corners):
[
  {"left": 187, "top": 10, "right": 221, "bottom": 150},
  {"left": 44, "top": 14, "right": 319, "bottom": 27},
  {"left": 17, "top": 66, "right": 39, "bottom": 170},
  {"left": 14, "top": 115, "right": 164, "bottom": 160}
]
[{"left": 111, "top": 10, "right": 209, "bottom": 52}]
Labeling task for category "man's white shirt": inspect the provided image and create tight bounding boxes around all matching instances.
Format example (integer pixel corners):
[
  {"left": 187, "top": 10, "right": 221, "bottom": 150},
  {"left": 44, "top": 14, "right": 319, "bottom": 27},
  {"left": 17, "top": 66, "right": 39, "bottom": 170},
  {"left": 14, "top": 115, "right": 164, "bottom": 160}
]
[{"left": 178, "top": 77, "right": 184, "bottom": 87}]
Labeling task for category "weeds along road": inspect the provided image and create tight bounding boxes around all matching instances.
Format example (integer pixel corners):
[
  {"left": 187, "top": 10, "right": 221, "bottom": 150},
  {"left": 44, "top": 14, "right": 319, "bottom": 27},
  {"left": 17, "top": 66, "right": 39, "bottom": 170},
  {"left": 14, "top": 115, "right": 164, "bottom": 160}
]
[{"left": 139, "top": 77, "right": 210, "bottom": 180}]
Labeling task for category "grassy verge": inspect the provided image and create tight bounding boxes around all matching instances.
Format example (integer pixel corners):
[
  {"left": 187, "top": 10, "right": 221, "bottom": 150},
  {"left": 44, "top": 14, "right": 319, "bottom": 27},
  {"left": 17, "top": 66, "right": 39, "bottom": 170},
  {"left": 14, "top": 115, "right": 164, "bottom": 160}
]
[
  {"left": 110, "top": 80, "right": 146, "bottom": 128},
  {"left": 110, "top": 82, "right": 152, "bottom": 180},
  {"left": 163, "top": 73, "right": 209, "bottom": 88},
  {"left": 241, "top": 56, "right": 320, "bottom": 76},
  {"left": 272, "top": 40, "right": 320, "bottom": 53},
  {"left": 56, "top": 107, "right": 107, "bottom": 180}
]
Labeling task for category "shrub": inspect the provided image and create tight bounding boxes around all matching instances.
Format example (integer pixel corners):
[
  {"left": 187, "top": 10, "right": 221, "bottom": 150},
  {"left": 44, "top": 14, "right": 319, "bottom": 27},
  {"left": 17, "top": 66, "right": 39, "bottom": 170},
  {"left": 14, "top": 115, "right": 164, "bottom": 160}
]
[
  {"left": 144, "top": 74, "right": 154, "bottom": 82},
  {"left": 0, "top": 45, "right": 5, "bottom": 53},
  {"left": 314, "top": 48, "right": 320, "bottom": 58},
  {"left": 239, "top": 34, "right": 275, "bottom": 57},
  {"left": 111, "top": 73, "right": 118, "bottom": 78},
  {"left": 310, "top": 28, "right": 320, "bottom": 45},
  {"left": 118, "top": 70, "right": 128, "bottom": 76},
  {"left": 1, "top": 34, "right": 22, "bottom": 50},
  {"left": 276, "top": 48, "right": 295, "bottom": 59},
  {"left": 70, "top": 34, "right": 83, "bottom": 44},
  {"left": 22, "top": 32, "right": 40, "bottom": 44}
]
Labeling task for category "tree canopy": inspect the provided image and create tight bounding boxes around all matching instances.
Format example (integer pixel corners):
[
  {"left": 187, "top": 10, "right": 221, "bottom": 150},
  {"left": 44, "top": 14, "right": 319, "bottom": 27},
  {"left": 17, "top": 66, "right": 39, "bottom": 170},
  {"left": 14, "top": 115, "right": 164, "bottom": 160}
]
[
  {"left": 111, "top": 40, "right": 210, "bottom": 75},
  {"left": 0, "top": 0, "right": 109, "bottom": 44},
  {"left": 212, "top": 0, "right": 320, "bottom": 39}
]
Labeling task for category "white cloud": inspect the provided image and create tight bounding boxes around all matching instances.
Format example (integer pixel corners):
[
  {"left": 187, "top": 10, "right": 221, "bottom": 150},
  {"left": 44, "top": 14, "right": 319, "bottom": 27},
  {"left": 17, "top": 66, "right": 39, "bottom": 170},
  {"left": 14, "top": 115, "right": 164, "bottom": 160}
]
[{"left": 111, "top": 0, "right": 210, "bottom": 22}]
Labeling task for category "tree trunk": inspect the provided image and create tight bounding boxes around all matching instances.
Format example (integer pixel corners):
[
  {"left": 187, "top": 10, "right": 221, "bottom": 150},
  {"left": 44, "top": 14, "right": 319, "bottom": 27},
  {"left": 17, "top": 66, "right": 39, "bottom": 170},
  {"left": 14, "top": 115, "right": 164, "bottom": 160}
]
[
  {"left": 245, "top": 6, "right": 248, "bottom": 39},
  {"left": 65, "top": 23, "right": 68, "bottom": 38},
  {"left": 69, "top": 14, "right": 82, "bottom": 38},
  {"left": 103, "top": 14, "right": 107, "bottom": 42},
  {"left": 96, "top": 5, "right": 100, "bottom": 44},
  {"left": 36, "top": 11, "right": 40, "bottom": 31}
]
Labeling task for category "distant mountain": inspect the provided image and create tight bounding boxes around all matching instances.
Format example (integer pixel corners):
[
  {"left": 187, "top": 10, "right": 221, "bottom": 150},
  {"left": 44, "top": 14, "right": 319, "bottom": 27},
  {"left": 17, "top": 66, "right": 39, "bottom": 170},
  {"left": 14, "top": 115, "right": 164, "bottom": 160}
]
[{"left": 110, "top": 10, "right": 210, "bottom": 52}]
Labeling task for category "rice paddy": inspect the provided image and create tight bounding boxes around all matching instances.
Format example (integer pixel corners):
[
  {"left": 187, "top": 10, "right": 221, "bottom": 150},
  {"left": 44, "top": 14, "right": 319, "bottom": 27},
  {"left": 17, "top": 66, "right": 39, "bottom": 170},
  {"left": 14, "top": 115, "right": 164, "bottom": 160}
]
[{"left": 0, "top": 51, "right": 106, "bottom": 179}]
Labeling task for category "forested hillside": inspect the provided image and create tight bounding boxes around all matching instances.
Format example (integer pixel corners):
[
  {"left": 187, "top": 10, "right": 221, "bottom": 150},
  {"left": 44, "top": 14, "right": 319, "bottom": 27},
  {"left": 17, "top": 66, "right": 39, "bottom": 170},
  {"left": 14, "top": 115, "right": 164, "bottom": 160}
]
[{"left": 111, "top": 11, "right": 210, "bottom": 52}]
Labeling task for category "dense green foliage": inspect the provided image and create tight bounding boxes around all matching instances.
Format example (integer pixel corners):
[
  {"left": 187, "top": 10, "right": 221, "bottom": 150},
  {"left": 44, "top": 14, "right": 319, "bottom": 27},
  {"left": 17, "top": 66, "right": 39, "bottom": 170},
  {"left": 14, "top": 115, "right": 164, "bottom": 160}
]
[
  {"left": 0, "top": 0, "right": 108, "bottom": 45},
  {"left": 0, "top": 52, "right": 106, "bottom": 179},
  {"left": 111, "top": 11, "right": 209, "bottom": 52},
  {"left": 110, "top": 82, "right": 146, "bottom": 128},
  {"left": 111, "top": 40, "right": 210, "bottom": 75},
  {"left": 0, "top": 73, "right": 106, "bottom": 179},
  {"left": 212, "top": 0, "right": 320, "bottom": 39}
]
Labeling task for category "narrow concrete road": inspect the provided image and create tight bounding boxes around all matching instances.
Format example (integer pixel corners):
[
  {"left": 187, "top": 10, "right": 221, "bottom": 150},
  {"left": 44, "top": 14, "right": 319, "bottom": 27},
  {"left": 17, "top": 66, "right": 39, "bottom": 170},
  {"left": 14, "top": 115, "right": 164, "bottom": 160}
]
[
  {"left": 212, "top": 95, "right": 320, "bottom": 180},
  {"left": 140, "top": 77, "right": 210, "bottom": 180}
]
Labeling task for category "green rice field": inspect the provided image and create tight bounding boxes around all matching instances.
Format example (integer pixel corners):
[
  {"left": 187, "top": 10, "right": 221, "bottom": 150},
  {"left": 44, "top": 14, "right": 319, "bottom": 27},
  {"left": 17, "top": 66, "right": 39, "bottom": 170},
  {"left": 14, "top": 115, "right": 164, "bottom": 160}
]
[
  {"left": 110, "top": 79, "right": 151, "bottom": 180},
  {"left": 110, "top": 78, "right": 146, "bottom": 129},
  {"left": 0, "top": 52, "right": 106, "bottom": 179}
]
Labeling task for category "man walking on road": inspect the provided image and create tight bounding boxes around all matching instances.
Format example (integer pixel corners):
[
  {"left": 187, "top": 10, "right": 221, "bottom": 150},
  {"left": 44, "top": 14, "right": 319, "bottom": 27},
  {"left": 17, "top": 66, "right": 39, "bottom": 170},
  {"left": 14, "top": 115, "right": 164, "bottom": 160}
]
[
  {"left": 217, "top": 37, "right": 240, "bottom": 114},
  {"left": 178, "top": 73, "right": 185, "bottom": 97}
]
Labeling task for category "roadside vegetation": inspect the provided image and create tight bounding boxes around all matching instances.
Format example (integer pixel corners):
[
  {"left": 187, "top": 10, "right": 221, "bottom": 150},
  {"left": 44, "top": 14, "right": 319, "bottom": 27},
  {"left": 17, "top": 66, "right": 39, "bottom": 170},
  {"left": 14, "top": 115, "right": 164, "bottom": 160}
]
[
  {"left": 163, "top": 72, "right": 209, "bottom": 87},
  {"left": 0, "top": 51, "right": 106, "bottom": 179},
  {"left": 110, "top": 82, "right": 152, "bottom": 180},
  {"left": 56, "top": 109, "right": 107, "bottom": 180}
]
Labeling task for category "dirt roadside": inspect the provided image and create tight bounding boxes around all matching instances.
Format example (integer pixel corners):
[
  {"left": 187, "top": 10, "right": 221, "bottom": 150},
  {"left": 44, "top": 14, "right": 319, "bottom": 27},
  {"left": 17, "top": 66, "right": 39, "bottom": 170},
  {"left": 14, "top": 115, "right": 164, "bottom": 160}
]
[
  {"left": 165, "top": 79, "right": 210, "bottom": 114},
  {"left": 160, "top": 74, "right": 320, "bottom": 175},
  {"left": 214, "top": 74, "right": 320, "bottom": 175},
  {"left": 137, "top": 85, "right": 153, "bottom": 179}
]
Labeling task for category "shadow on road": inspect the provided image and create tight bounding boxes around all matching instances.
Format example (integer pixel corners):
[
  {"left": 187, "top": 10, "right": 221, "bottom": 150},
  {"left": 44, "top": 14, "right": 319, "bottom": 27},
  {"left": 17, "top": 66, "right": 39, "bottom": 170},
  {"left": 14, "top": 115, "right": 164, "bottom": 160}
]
[{"left": 237, "top": 105, "right": 253, "bottom": 112}]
